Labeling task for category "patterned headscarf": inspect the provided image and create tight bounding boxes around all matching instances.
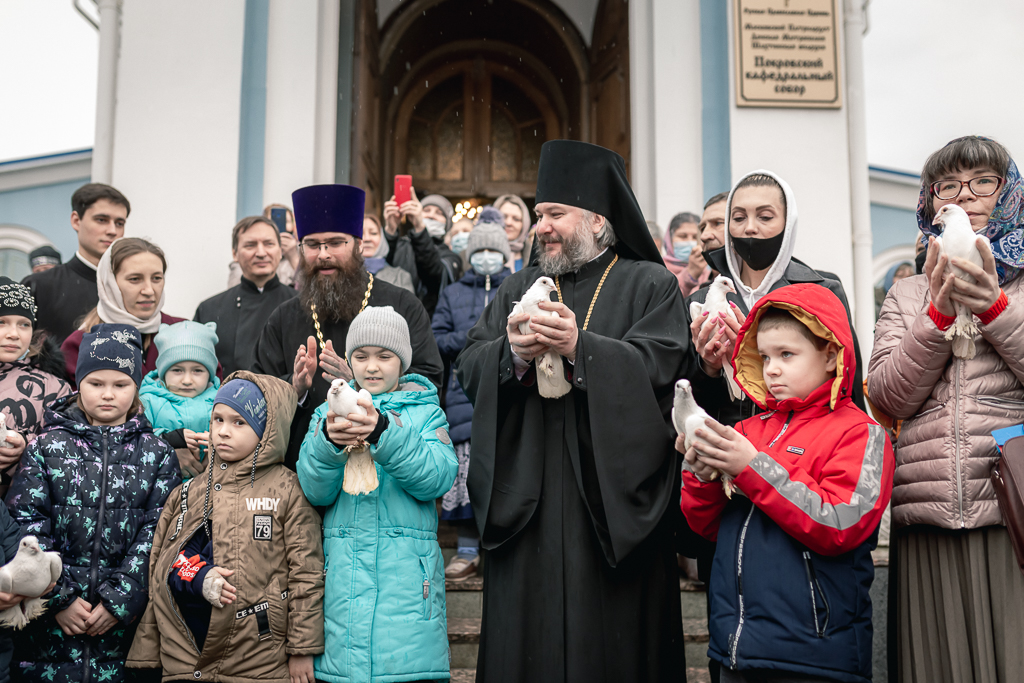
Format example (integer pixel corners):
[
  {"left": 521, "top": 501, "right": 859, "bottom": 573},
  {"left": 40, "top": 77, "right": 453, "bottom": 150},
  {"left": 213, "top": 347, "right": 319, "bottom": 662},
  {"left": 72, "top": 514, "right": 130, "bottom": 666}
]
[{"left": 917, "top": 154, "right": 1024, "bottom": 285}]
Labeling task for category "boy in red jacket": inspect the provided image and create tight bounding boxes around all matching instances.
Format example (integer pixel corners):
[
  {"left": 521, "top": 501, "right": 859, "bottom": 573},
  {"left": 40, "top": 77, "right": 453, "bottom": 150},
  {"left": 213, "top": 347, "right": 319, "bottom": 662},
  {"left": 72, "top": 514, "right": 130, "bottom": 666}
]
[{"left": 680, "top": 283, "right": 894, "bottom": 683}]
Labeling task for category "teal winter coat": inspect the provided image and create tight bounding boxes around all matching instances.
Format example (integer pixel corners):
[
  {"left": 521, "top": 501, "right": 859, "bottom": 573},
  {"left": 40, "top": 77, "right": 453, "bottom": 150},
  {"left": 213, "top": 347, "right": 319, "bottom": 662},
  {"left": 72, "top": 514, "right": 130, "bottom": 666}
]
[
  {"left": 139, "top": 369, "right": 220, "bottom": 435},
  {"left": 297, "top": 373, "right": 458, "bottom": 683}
]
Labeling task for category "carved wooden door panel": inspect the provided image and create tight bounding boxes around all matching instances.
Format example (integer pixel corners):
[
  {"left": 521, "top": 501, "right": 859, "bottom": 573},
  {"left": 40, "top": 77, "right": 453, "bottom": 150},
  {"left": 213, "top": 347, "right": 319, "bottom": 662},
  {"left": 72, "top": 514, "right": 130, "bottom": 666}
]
[
  {"left": 590, "top": 0, "right": 631, "bottom": 179},
  {"left": 349, "top": 0, "right": 381, "bottom": 214}
]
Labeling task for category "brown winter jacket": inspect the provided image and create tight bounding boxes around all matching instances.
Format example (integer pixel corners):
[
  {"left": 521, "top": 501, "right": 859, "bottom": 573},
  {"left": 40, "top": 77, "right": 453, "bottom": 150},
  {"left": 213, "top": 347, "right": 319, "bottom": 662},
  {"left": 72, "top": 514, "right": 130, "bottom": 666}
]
[
  {"left": 126, "top": 371, "right": 324, "bottom": 681},
  {"left": 868, "top": 274, "right": 1024, "bottom": 530}
]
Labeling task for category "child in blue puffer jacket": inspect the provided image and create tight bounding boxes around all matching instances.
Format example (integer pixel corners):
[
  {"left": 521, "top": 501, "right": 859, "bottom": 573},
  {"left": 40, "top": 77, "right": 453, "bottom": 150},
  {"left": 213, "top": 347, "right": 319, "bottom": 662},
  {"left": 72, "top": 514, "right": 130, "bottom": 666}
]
[
  {"left": 297, "top": 306, "right": 457, "bottom": 683},
  {"left": 430, "top": 215, "right": 511, "bottom": 580},
  {"left": 139, "top": 321, "right": 220, "bottom": 479}
]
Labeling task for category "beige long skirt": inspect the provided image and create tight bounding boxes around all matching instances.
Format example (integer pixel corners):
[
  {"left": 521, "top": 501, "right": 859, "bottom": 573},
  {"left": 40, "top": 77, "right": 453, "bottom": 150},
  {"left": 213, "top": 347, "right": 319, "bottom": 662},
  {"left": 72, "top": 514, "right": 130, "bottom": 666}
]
[{"left": 897, "top": 526, "right": 1024, "bottom": 683}]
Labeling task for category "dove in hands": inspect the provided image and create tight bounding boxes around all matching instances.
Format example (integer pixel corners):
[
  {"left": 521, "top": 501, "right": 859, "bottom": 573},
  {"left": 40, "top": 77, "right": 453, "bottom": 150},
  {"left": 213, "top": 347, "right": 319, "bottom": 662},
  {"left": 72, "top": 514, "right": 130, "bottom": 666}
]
[
  {"left": 510, "top": 276, "right": 572, "bottom": 399},
  {"left": 932, "top": 204, "right": 989, "bottom": 359},
  {"left": 326, "top": 379, "right": 379, "bottom": 495},
  {"left": 673, "top": 379, "right": 735, "bottom": 498},
  {"left": 689, "top": 276, "right": 743, "bottom": 401},
  {"left": 0, "top": 536, "right": 62, "bottom": 629}
]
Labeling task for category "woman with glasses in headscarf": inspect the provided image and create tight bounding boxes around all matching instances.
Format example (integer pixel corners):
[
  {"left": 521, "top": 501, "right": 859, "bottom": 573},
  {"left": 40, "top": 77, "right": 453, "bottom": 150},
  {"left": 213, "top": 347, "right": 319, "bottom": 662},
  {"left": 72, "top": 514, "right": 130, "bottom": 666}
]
[{"left": 869, "top": 135, "right": 1024, "bottom": 682}]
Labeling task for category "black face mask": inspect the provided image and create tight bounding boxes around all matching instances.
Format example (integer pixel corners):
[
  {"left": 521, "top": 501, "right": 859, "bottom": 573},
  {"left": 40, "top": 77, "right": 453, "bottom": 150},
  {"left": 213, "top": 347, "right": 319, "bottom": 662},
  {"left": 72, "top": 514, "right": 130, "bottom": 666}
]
[{"left": 732, "top": 230, "right": 785, "bottom": 272}]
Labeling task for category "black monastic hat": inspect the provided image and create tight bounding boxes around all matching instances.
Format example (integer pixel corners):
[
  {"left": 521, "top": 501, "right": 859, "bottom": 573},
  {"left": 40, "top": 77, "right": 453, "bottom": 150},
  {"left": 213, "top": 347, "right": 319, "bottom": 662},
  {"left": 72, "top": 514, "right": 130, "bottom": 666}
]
[
  {"left": 534, "top": 140, "right": 664, "bottom": 265},
  {"left": 291, "top": 184, "right": 365, "bottom": 240}
]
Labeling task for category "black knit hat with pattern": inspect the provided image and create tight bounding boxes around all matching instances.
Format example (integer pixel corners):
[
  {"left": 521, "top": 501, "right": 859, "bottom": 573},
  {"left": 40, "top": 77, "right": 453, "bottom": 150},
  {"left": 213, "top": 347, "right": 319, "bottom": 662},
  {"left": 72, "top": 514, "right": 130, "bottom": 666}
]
[{"left": 0, "top": 277, "right": 36, "bottom": 326}]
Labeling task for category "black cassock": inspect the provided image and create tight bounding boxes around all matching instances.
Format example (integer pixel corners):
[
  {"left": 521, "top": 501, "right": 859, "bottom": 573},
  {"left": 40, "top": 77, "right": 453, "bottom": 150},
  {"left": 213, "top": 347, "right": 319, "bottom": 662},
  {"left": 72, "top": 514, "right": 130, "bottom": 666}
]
[
  {"left": 456, "top": 247, "right": 692, "bottom": 682},
  {"left": 194, "top": 274, "right": 298, "bottom": 377},
  {"left": 251, "top": 275, "right": 443, "bottom": 468}
]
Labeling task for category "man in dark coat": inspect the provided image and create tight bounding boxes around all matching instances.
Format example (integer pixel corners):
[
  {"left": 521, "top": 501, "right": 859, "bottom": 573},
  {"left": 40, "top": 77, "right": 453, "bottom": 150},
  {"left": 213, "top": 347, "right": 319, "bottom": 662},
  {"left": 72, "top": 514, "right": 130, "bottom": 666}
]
[
  {"left": 455, "top": 140, "right": 690, "bottom": 683},
  {"left": 194, "top": 216, "right": 298, "bottom": 376},
  {"left": 22, "top": 183, "right": 129, "bottom": 345},
  {"left": 252, "top": 184, "right": 443, "bottom": 469}
]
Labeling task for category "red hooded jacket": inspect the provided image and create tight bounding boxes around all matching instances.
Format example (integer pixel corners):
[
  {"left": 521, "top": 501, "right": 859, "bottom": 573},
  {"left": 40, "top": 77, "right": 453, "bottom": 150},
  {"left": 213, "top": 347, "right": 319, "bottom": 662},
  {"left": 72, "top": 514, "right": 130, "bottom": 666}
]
[{"left": 680, "top": 283, "right": 894, "bottom": 556}]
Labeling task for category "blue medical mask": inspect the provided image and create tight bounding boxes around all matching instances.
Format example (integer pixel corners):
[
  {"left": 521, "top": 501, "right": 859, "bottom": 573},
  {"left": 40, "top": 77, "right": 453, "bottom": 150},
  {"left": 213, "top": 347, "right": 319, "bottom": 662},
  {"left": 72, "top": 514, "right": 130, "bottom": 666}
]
[
  {"left": 470, "top": 250, "right": 505, "bottom": 276},
  {"left": 424, "top": 218, "right": 447, "bottom": 239},
  {"left": 674, "top": 240, "right": 697, "bottom": 263},
  {"left": 450, "top": 232, "right": 470, "bottom": 254}
]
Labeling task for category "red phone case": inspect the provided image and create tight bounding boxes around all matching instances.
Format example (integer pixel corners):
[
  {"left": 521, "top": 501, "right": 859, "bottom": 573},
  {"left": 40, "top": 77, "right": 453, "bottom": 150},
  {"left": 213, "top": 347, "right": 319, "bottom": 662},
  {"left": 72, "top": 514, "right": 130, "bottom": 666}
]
[{"left": 394, "top": 175, "right": 412, "bottom": 205}]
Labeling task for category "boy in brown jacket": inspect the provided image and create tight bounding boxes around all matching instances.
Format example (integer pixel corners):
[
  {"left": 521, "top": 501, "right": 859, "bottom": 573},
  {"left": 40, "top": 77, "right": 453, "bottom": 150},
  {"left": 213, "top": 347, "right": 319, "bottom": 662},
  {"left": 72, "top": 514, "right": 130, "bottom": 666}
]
[{"left": 127, "top": 371, "right": 324, "bottom": 682}]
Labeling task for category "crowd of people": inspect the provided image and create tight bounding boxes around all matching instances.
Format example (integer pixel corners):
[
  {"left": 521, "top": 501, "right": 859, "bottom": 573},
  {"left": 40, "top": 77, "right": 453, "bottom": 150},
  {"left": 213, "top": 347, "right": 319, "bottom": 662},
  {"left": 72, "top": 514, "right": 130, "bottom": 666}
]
[{"left": 0, "top": 133, "right": 1013, "bottom": 683}]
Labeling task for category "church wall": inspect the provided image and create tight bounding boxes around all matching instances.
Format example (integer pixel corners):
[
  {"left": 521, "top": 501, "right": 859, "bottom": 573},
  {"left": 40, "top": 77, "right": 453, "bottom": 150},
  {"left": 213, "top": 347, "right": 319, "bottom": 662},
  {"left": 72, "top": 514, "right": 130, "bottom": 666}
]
[{"left": 111, "top": 1, "right": 247, "bottom": 317}]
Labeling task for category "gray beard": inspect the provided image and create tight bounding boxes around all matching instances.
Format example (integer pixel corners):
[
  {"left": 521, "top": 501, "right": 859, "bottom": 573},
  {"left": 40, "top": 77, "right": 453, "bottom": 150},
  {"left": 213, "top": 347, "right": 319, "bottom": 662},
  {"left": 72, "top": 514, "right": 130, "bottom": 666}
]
[{"left": 537, "top": 218, "right": 602, "bottom": 276}]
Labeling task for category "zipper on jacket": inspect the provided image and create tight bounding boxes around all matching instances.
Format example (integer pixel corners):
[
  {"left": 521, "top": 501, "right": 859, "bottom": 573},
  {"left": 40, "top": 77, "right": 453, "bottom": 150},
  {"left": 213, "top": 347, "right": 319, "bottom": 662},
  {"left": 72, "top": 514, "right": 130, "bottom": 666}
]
[
  {"left": 166, "top": 523, "right": 207, "bottom": 656},
  {"left": 83, "top": 429, "right": 112, "bottom": 683},
  {"left": 768, "top": 411, "right": 795, "bottom": 449},
  {"left": 953, "top": 359, "right": 965, "bottom": 528},
  {"left": 729, "top": 505, "right": 756, "bottom": 669},
  {"left": 802, "top": 551, "right": 830, "bottom": 637}
]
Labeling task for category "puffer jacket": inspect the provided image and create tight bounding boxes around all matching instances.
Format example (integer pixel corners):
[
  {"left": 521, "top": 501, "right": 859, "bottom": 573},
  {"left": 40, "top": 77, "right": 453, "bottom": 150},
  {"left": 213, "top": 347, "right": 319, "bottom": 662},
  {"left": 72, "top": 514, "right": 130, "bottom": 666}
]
[
  {"left": 139, "top": 370, "right": 221, "bottom": 436},
  {"left": 4, "top": 394, "right": 181, "bottom": 683},
  {"left": 431, "top": 267, "right": 511, "bottom": 443},
  {"left": 681, "top": 284, "right": 893, "bottom": 683},
  {"left": 296, "top": 374, "right": 458, "bottom": 683},
  {"left": 127, "top": 371, "right": 325, "bottom": 682},
  {"left": 868, "top": 273, "right": 1024, "bottom": 529}
]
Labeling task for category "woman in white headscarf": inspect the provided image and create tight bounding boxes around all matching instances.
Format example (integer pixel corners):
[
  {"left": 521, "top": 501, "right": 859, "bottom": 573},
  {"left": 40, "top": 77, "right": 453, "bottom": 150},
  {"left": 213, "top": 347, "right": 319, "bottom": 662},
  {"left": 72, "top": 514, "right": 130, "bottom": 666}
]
[{"left": 61, "top": 237, "right": 185, "bottom": 386}]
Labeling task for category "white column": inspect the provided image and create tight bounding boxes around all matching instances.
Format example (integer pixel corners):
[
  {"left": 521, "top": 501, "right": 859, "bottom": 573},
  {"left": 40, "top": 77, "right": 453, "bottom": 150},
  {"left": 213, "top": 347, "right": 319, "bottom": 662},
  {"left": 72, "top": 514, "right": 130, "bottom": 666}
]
[
  {"left": 91, "top": 0, "right": 121, "bottom": 184},
  {"left": 629, "top": 0, "right": 657, "bottom": 220},
  {"left": 313, "top": 0, "right": 341, "bottom": 184},
  {"left": 111, "top": 1, "right": 247, "bottom": 316},
  {"left": 262, "top": 0, "right": 320, "bottom": 207},
  {"left": 844, "top": 0, "right": 875, "bottom": 363},
  {"left": 652, "top": 0, "right": 703, "bottom": 228}
]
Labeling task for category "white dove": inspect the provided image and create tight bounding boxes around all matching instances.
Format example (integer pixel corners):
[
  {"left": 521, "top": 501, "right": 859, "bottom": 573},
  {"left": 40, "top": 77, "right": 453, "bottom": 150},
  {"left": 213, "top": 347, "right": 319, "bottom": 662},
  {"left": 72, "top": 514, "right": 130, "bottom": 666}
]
[
  {"left": 0, "top": 536, "right": 62, "bottom": 629},
  {"left": 0, "top": 420, "right": 10, "bottom": 449},
  {"left": 326, "top": 378, "right": 378, "bottom": 495},
  {"left": 933, "top": 204, "right": 990, "bottom": 360},
  {"left": 689, "top": 276, "right": 743, "bottom": 401},
  {"left": 510, "top": 276, "right": 572, "bottom": 399},
  {"left": 673, "top": 379, "right": 735, "bottom": 498}
]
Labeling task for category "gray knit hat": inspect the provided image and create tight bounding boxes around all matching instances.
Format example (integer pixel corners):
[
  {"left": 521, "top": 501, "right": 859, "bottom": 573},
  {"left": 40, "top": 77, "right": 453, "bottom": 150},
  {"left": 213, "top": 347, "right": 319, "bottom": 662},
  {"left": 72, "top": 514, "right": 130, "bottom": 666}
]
[
  {"left": 466, "top": 221, "right": 512, "bottom": 263},
  {"left": 346, "top": 306, "right": 412, "bottom": 373}
]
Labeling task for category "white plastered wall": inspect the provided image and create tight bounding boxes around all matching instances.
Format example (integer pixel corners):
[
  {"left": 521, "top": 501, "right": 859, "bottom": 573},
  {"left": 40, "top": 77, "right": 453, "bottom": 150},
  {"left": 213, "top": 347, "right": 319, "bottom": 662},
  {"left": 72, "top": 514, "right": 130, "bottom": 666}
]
[{"left": 111, "top": 1, "right": 247, "bottom": 318}]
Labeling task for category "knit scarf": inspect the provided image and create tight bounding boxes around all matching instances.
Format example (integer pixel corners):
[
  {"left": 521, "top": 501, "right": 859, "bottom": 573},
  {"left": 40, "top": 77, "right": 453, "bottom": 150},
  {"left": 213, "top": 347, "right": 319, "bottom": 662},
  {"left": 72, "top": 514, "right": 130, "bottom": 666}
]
[
  {"left": 96, "top": 238, "right": 166, "bottom": 334},
  {"left": 917, "top": 156, "right": 1024, "bottom": 285}
]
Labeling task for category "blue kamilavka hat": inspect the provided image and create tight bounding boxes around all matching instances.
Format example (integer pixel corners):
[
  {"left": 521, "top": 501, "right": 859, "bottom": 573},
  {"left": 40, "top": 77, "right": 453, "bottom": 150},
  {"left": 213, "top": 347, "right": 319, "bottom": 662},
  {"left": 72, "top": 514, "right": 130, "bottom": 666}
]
[{"left": 291, "top": 184, "right": 366, "bottom": 240}]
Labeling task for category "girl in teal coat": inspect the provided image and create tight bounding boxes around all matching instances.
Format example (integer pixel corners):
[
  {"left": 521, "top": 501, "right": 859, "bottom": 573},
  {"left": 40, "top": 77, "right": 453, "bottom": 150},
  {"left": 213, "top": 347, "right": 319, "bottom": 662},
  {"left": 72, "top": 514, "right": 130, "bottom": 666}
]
[
  {"left": 297, "top": 306, "right": 457, "bottom": 683},
  {"left": 139, "top": 321, "right": 221, "bottom": 478}
]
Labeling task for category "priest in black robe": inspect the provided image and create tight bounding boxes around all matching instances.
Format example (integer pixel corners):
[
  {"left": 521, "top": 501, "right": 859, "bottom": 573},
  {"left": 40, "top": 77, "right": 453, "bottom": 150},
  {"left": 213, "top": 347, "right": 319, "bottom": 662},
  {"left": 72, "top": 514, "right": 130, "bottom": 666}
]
[
  {"left": 455, "top": 140, "right": 691, "bottom": 682},
  {"left": 194, "top": 215, "right": 298, "bottom": 376},
  {"left": 252, "top": 184, "right": 442, "bottom": 468}
]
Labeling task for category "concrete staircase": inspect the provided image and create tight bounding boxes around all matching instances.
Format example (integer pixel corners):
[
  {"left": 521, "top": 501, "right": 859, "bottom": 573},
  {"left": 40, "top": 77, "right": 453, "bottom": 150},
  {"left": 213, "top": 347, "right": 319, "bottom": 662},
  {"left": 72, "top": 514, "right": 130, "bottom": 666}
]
[{"left": 439, "top": 521, "right": 713, "bottom": 683}]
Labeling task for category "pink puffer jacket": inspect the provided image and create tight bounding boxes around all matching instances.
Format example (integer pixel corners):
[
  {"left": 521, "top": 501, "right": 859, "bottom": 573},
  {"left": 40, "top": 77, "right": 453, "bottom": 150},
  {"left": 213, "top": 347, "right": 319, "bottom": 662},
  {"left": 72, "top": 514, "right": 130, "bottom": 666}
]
[{"left": 868, "top": 273, "right": 1024, "bottom": 530}]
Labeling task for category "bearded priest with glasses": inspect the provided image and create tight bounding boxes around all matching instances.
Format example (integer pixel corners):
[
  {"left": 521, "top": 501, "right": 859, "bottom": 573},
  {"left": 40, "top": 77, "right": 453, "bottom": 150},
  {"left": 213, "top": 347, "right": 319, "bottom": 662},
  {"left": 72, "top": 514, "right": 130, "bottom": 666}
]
[
  {"left": 252, "top": 184, "right": 442, "bottom": 468},
  {"left": 455, "top": 140, "right": 692, "bottom": 682}
]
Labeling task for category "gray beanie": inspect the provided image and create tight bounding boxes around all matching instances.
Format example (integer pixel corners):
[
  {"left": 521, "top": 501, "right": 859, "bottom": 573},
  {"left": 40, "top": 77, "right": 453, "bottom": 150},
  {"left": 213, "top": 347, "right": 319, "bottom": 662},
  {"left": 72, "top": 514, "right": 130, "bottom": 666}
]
[
  {"left": 346, "top": 306, "right": 412, "bottom": 373},
  {"left": 466, "top": 222, "right": 512, "bottom": 262}
]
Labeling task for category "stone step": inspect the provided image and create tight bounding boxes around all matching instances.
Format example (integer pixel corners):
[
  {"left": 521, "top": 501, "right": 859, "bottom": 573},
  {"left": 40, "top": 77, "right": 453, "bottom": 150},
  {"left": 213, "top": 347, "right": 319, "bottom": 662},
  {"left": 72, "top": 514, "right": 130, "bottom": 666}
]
[{"left": 450, "top": 666, "right": 712, "bottom": 682}]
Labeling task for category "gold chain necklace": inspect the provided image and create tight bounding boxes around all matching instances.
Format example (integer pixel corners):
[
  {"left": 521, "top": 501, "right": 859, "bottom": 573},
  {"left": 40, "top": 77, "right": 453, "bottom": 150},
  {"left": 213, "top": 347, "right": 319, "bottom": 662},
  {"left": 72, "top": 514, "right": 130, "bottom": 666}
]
[
  {"left": 554, "top": 254, "right": 618, "bottom": 331},
  {"left": 310, "top": 272, "right": 374, "bottom": 353}
]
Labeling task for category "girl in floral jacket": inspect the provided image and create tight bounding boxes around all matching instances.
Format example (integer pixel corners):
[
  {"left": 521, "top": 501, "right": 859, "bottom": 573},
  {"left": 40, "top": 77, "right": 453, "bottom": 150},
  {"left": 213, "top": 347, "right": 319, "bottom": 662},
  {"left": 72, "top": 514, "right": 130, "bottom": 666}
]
[{"left": 5, "top": 323, "right": 180, "bottom": 683}]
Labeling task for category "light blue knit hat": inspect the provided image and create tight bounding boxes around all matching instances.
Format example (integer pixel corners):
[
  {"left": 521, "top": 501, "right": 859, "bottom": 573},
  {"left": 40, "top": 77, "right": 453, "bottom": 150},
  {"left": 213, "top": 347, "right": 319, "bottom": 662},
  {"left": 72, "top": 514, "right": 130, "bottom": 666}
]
[{"left": 154, "top": 321, "right": 219, "bottom": 381}]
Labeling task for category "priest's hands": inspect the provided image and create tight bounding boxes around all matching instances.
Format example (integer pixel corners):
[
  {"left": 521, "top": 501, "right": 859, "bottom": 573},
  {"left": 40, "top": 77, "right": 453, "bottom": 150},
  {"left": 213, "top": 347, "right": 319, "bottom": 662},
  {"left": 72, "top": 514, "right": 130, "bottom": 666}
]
[
  {"left": 531, "top": 301, "right": 579, "bottom": 362},
  {"left": 293, "top": 336, "right": 318, "bottom": 397},
  {"left": 506, "top": 313, "right": 550, "bottom": 363},
  {"left": 326, "top": 397, "right": 378, "bottom": 448},
  {"left": 319, "top": 340, "right": 354, "bottom": 383}
]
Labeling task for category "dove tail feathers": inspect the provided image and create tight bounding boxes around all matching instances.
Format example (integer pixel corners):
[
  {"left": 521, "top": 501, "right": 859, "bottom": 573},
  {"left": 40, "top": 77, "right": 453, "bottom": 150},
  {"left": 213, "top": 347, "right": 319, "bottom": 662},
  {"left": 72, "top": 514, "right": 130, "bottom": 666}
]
[
  {"left": 946, "top": 310, "right": 979, "bottom": 360},
  {"left": 724, "top": 364, "right": 744, "bottom": 402},
  {"left": 536, "top": 350, "right": 572, "bottom": 399},
  {"left": 343, "top": 448, "right": 380, "bottom": 495}
]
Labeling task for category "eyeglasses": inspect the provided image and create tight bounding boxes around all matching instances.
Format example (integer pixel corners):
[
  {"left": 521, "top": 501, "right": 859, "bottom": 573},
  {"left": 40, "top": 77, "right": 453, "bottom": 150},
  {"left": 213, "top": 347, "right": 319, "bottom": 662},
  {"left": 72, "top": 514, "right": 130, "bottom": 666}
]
[
  {"left": 301, "top": 237, "right": 351, "bottom": 253},
  {"left": 930, "top": 176, "right": 1003, "bottom": 200}
]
